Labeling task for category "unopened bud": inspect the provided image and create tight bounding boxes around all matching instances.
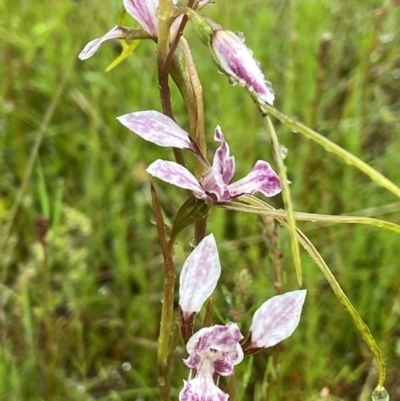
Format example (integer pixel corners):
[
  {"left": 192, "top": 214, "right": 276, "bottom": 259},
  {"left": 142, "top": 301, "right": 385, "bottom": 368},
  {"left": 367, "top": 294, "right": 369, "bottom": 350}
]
[{"left": 209, "top": 30, "right": 275, "bottom": 105}]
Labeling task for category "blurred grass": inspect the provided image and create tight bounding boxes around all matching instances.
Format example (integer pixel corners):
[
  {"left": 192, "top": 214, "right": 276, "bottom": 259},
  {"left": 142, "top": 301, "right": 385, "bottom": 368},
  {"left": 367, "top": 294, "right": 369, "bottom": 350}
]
[{"left": 1, "top": 0, "right": 400, "bottom": 400}]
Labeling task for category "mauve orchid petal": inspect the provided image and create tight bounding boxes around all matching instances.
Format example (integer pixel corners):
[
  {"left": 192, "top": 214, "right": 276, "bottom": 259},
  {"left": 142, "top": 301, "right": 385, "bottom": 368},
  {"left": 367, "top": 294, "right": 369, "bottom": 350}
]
[
  {"left": 179, "top": 378, "right": 228, "bottom": 401},
  {"left": 78, "top": 26, "right": 126, "bottom": 60},
  {"left": 210, "top": 30, "right": 275, "bottom": 105},
  {"left": 249, "top": 290, "right": 307, "bottom": 349},
  {"left": 200, "top": 167, "right": 229, "bottom": 202},
  {"left": 117, "top": 111, "right": 194, "bottom": 151},
  {"left": 179, "top": 234, "right": 221, "bottom": 316},
  {"left": 227, "top": 160, "right": 281, "bottom": 199},
  {"left": 186, "top": 324, "right": 244, "bottom": 365},
  {"left": 213, "top": 346, "right": 243, "bottom": 375},
  {"left": 147, "top": 160, "right": 206, "bottom": 196},
  {"left": 123, "top": 0, "right": 159, "bottom": 38},
  {"left": 212, "top": 126, "right": 235, "bottom": 185}
]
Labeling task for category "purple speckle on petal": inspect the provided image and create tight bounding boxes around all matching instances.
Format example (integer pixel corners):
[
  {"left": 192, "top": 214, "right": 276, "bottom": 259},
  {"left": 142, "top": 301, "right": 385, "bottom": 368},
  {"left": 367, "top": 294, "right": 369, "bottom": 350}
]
[{"left": 117, "top": 110, "right": 194, "bottom": 150}]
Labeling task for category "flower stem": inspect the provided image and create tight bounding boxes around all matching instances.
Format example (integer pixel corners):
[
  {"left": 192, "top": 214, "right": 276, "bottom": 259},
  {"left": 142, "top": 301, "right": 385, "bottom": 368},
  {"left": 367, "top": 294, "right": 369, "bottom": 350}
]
[
  {"left": 262, "top": 103, "right": 400, "bottom": 199},
  {"left": 263, "top": 114, "right": 302, "bottom": 287},
  {"left": 157, "top": 0, "right": 186, "bottom": 167},
  {"left": 151, "top": 184, "right": 175, "bottom": 401}
]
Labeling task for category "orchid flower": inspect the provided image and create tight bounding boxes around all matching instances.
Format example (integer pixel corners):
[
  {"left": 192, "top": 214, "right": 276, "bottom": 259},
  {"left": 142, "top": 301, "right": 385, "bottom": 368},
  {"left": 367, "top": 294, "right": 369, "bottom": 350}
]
[
  {"left": 178, "top": 234, "right": 307, "bottom": 400},
  {"left": 180, "top": 324, "right": 244, "bottom": 401},
  {"left": 79, "top": 0, "right": 209, "bottom": 60},
  {"left": 117, "top": 110, "right": 281, "bottom": 204}
]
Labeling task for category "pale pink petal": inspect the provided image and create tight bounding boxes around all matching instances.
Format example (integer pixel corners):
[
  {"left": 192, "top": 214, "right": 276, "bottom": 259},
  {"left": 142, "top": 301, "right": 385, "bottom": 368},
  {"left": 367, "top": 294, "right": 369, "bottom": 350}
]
[
  {"left": 227, "top": 160, "right": 281, "bottom": 199},
  {"left": 200, "top": 167, "right": 229, "bottom": 202},
  {"left": 186, "top": 324, "right": 244, "bottom": 366},
  {"left": 78, "top": 26, "right": 125, "bottom": 60},
  {"left": 117, "top": 111, "right": 194, "bottom": 151},
  {"left": 210, "top": 30, "right": 275, "bottom": 105},
  {"left": 179, "top": 378, "right": 228, "bottom": 401},
  {"left": 147, "top": 160, "right": 206, "bottom": 196},
  {"left": 212, "top": 126, "right": 235, "bottom": 184},
  {"left": 249, "top": 290, "right": 307, "bottom": 349},
  {"left": 123, "top": 0, "right": 159, "bottom": 38},
  {"left": 213, "top": 345, "right": 243, "bottom": 375},
  {"left": 179, "top": 234, "right": 221, "bottom": 315}
]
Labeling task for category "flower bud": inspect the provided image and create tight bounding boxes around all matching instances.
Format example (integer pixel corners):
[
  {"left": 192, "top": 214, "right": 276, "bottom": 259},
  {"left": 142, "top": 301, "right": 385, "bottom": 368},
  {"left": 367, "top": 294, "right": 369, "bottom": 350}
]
[{"left": 209, "top": 30, "right": 275, "bottom": 105}]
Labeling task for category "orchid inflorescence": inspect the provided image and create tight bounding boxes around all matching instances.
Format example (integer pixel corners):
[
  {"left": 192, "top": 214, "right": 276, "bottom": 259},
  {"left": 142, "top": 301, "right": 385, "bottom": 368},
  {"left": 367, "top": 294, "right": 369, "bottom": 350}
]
[
  {"left": 178, "top": 234, "right": 306, "bottom": 401},
  {"left": 79, "top": 0, "right": 308, "bottom": 399}
]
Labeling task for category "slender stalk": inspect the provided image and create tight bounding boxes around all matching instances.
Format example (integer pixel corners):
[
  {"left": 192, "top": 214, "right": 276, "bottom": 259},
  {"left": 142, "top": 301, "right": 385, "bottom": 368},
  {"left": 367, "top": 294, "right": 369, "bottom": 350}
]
[
  {"left": 261, "top": 103, "right": 400, "bottom": 199},
  {"left": 170, "top": 38, "right": 208, "bottom": 246},
  {"left": 263, "top": 114, "right": 302, "bottom": 286},
  {"left": 151, "top": 184, "right": 175, "bottom": 401},
  {"left": 178, "top": 36, "right": 206, "bottom": 176},
  {"left": 219, "top": 199, "right": 400, "bottom": 234},
  {"left": 296, "top": 230, "right": 386, "bottom": 389},
  {"left": 157, "top": 0, "right": 185, "bottom": 167}
]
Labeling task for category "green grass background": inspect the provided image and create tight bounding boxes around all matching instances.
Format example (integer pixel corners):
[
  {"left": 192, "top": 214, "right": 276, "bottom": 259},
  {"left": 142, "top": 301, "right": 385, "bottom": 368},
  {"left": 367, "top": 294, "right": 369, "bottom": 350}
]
[{"left": 1, "top": 0, "right": 400, "bottom": 400}]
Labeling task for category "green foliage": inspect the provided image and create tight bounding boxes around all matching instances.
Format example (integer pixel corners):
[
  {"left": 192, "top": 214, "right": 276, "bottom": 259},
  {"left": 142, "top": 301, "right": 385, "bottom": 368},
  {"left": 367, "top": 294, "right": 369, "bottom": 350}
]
[{"left": 1, "top": 0, "right": 400, "bottom": 400}]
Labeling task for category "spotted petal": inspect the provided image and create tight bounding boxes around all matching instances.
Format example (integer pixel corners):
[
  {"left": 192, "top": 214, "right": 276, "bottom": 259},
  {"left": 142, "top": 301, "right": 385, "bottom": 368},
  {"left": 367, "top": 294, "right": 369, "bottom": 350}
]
[
  {"left": 147, "top": 160, "right": 206, "bottom": 196},
  {"left": 227, "top": 160, "right": 281, "bottom": 199},
  {"left": 117, "top": 111, "right": 194, "bottom": 151},
  {"left": 210, "top": 30, "right": 275, "bottom": 105},
  {"left": 249, "top": 290, "right": 307, "bottom": 349},
  {"left": 179, "top": 378, "right": 228, "bottom": 401},
  {"left": 186, "top": 324, "right": 244, "bottom": 371},
  {"left": 78, "top": 26, "right": 126, "bottom": 60},
  {"left": 212, "top": 126, "right": 235, "bottom": 185},
  {"left": 179, "top": 234, "right": 221, "bottom": 316}
]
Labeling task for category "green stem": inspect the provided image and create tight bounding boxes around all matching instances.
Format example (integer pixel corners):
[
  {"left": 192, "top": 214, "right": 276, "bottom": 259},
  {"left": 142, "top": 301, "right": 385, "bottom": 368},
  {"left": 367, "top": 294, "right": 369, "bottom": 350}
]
[
  {"left": 263, "top": 115, "right": 302, "bottom": 286},
  {"left": 151, "top": 185, "right": 175, "bottom": 401},
  {"left": 219, "top": 199, "right": 400, "bottom": 234},
  {"left": 157, "top": 0, "right": 185, "bottom": 167},
  {"left": 262, "top": 103, "right": 400, "bottom": 199},
  {"left": 297, "top": 231, "right": 386, "bottom": 388}
]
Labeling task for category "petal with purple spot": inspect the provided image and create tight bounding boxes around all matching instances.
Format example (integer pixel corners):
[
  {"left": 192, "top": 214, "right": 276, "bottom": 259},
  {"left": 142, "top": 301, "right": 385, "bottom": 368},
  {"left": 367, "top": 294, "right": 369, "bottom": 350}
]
[
  {"left": 186, "top": 324, "right": 244, "bottom": 361},
  {"left": 213, "top": 345, "right": 243, "bottom": 375},
  {"left": 249, "top": 290, "right": 307, "bottom": 349},
  {"left": 78, "top": 26, "right": 125, "bottom": 60},
  {"left": 179, "top": 378, "right": 228, "bottom": 401},
  {"left": 179, "top": 234, "right": 221, "bottom": 316},
  {"left": 117, "top": 111, "right": 194, "bottom": 151},
  {"left": 147, "top": 160, "right": 206, "bottom": 196},
  {"left": 227, "top": 160, "right": 281, "bottom": 199},
  {"left": 212, "top": 126, "right": 235, "bottom": 185},
  {"left": 200, "top": 167, "right": 229, "bottom": 202}
]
